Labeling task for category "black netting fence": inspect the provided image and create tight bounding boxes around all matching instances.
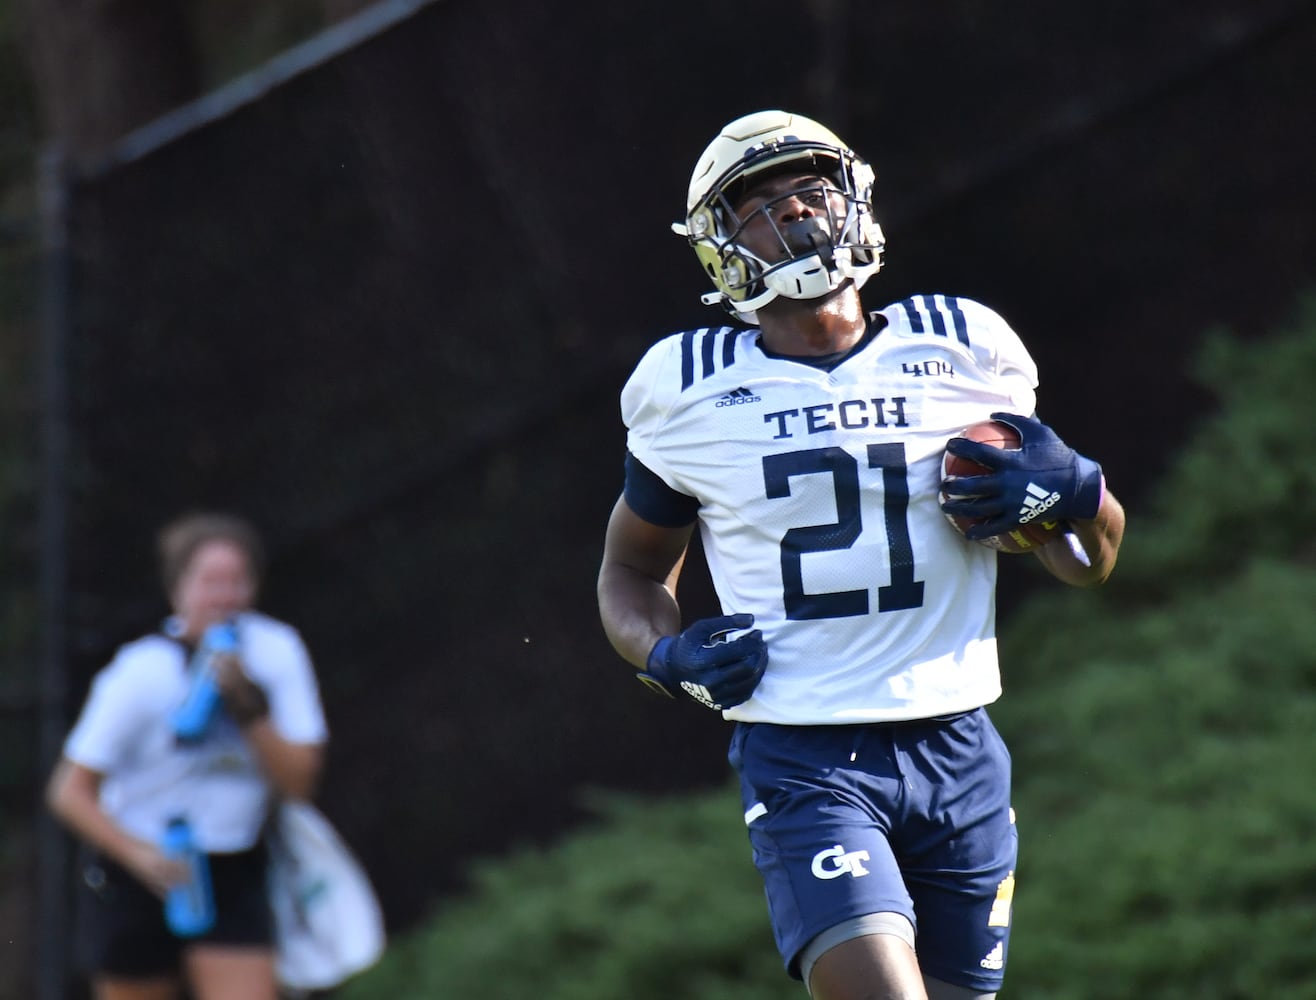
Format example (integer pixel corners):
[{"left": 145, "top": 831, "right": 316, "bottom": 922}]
[{"left": 41, "top": 0, "right": 1316, "bottom": 956}]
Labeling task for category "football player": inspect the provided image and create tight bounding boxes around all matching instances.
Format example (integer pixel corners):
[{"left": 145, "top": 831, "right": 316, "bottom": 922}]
[{"left": 597, "top": 110, "right": 1125, "bottom": 1000}]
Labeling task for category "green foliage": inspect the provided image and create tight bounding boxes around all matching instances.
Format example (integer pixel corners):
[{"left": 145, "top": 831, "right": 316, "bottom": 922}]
[
  {"left": 338, "top": 788, "right": 796, "bottom": 1000},
  {"left": 992, "top": 295, "right": 1316, "bottom": 995},
  {"left": 996, "top": 558, "right": 1316, "bottom": 997},
  {"left": 1111, "top": 293, "right": 1316, "bottom": 590}
]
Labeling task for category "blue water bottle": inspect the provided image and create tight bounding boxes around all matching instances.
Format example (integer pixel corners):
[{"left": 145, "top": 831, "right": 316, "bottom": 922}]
[
  {"left": 171, "top": 621, "right": 239, "bottom": 742},
  {"left": 161, "top": 816, "right": 215, "bottom": 937}
]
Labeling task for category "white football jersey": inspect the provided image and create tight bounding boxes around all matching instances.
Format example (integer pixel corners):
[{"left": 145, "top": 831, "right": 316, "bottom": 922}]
[{"left": 623, "top": 294, "right": 1039, "bottom": 724}]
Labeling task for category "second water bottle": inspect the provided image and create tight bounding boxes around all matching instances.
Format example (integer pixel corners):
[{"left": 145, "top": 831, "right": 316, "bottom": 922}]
[{"left": 161, "top": 815, "right": 215, "bottom": 937}]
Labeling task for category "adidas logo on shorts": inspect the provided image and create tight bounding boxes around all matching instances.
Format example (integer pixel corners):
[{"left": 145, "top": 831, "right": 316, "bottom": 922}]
[{"left": 979, "top": 941, "right": 1004, "bottom": 971}]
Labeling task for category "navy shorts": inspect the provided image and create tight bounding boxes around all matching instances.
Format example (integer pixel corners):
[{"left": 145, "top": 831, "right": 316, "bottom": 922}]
[
  {"left": 728, "top": 708, "right": 1018, "bottom": 993},
  {"left": 76, "top": 842, "right": 274, "bottom": 978}
]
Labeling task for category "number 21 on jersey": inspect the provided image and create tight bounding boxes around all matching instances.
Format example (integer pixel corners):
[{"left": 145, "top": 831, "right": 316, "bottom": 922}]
[{"left": 763, "top": 442, "right": 925, "bottom": 620}]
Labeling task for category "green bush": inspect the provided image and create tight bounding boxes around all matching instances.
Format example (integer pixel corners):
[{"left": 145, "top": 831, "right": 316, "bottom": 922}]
[
  {"left": 1111, "top": 294, "right": 1316, "bottom": 590},
  {"left": 996, "top": 558, "right": 1316, "bottom": 997},
  {"left": 341, "top": 295, "right": 1316, "bottom": 999},
  {"left": 338, "top": 788, "right": 795, "bottom": 1000}
]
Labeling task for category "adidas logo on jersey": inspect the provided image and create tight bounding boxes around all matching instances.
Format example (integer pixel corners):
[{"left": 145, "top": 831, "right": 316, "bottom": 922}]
[
  {"left": 715, "top": 386, "right": 761, "bottom": 407},
  {"left": 1018, "top": 481, "right": 1061, "bottom": 523},
  {"left": 979, "top": 941, "right": 1004, "bottom": 971}
]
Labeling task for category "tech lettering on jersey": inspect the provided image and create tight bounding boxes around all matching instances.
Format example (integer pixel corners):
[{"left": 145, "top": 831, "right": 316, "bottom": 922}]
[{"left": 764, "top": 397, "right": 910, "bottom": 440}]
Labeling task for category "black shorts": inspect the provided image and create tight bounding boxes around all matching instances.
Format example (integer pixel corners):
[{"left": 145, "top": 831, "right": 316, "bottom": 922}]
[{"left": 77, "top": 841, "right": 274, "bottom": 978}]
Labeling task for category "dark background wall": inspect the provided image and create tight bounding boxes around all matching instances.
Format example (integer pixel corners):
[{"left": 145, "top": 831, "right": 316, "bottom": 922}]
[{"left": 53, "top": 0, "right": 1316, "bottom": 937}]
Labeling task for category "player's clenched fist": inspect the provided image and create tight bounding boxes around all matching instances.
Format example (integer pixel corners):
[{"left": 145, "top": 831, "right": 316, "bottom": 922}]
[{"left": 637, "top": 613, "right": 768, "bottom": 711}]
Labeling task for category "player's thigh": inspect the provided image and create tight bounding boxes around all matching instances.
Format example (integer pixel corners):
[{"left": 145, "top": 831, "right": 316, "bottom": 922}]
[
  {"left": 809, "top": 931, "right": 927, "bottom": 1000},
  {"left": 730, "top": 722, "right": 915, "bottom": 978},
  {"left": 903, "top": 710, "right": 1017, "bottom": 993},
  {"left": 184, "top": 945, "right": 278, "bottom": 1000}
]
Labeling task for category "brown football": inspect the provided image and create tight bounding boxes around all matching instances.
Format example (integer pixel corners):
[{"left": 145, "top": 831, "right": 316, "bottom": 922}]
[{"left": 940, "top": 419, "right": 1065, "bottom": 554}]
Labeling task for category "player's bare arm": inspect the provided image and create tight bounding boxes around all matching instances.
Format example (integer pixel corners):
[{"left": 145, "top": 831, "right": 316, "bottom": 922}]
[
  {"left": 1034, "top": 490, "right": 1126, "bottom": 587},
  {"left": 597, "top": 496, "right": 693, "bottom": 669},
  {"left": 600, "top": 497, "right": 769, "bottom": 712}
]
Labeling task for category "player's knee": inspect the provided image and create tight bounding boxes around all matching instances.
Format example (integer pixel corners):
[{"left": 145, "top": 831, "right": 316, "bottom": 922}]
[{"left": 800, "top": 911, "right": 917, "bottom": 995}]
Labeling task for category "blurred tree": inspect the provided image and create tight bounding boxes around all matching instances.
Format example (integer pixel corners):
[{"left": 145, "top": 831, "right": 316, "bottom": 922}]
[
  {"left": 14, "top": 0, "right": 379, "bottom": 166},
  {"left": 17, "top": 0, "right": 202, "bottom": 166},
  {"left": 322, "top": 0, "right": 377, "bottom": 19}
]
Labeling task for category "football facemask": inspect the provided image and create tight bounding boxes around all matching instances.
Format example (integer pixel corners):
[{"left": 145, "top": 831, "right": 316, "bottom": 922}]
[{"left": 673, "top": 110, "right": 885, "bottom": 324}]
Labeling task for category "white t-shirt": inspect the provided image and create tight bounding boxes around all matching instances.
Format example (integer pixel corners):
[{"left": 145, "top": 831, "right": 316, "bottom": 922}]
[
  {"left": 63, "top": 610, "right": 329, "bottom": 853},
  {"left": 622, "top": 294, "right": 1038, "bottom": 724}
]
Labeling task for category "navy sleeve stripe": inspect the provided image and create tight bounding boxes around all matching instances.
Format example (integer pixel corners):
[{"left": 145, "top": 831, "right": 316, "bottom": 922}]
[
  {"left": 899, "top": 298, "right": 924, "bottom": 333},
  {"left": 678, "top": 327, "right": 741, "bottom": 392},
  {"left": 944, "top": 295, "right": 970, "bottom": 346},
  {"left": 701, "top": 326, "right": 717, "bottom": 381},
  {"left": 898, "top": 295, "right": 971, "bottom": 347},
  {"left": 624, "top": 451, "right": 700, "bottom": 527},
  {"left": 926, "top": 295, "right": 949, "bottom": 338},
  {"left": 680, "top": 330, "right": 697, "bottom": 390}
]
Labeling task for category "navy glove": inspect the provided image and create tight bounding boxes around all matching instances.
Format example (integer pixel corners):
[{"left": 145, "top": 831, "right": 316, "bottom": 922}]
[
  {"left": 637, "top": 613, "right": 768, "bottom": 711},
  {"left": 940, "top": 412, "right": 1104, "bottom": 541}
]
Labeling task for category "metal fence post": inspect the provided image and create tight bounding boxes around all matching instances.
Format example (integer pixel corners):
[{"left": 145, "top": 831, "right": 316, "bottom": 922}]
[{"left": 36, "top": 143, "right": 72, "bottom": 1000}]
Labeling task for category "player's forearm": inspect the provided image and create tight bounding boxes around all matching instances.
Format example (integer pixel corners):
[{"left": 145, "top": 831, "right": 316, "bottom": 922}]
[
  {"left": 1036, "top": 490, "right": 1125, "bottom": 586},
  {"left": 598, "top": 562, "right": 682, "bottom": 669},
  {"left": 46, "top": 760, "right": 142, "bottom": 864},
  {"left": 242, "top": 722, "right": 323, "bottom": 800}
]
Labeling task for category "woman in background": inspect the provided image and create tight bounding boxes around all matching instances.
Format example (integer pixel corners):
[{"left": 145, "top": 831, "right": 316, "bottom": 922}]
[{"left": 47, "top": 512, "right": 329, "bottom": 1000}]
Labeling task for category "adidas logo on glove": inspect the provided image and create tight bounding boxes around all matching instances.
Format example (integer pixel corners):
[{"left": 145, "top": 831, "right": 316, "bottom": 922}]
[
  {"left": 1018, "top": 482, "right": 1061, "bottom": 523},
  {"left": 679, "top": 681, "right": 721, "bottom": 710}
]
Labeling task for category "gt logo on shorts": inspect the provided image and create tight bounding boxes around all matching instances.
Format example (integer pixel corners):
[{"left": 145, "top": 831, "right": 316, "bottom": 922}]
[{"left": 810, "top": 844, "right": 872, "bottom": 880}]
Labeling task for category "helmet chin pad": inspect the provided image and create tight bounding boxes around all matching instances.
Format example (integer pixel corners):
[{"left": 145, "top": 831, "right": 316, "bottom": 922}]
[{"left": 763, "top": 248, "right": 851, "bottom": 302}]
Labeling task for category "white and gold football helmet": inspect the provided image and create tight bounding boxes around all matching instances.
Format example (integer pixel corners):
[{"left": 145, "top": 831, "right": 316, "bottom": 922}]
[{"left": 673, "top": 110, "right": 885, "bottom": 324}]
